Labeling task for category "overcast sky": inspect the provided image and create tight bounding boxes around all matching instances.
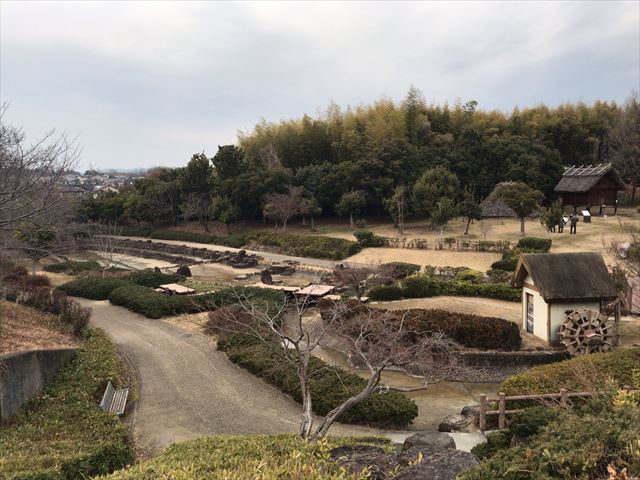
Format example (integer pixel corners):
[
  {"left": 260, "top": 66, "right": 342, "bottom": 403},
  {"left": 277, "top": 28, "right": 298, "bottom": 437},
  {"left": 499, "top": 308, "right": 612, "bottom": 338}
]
[{"left": 1, "top": 1, "right": 638, "bottom": 171}]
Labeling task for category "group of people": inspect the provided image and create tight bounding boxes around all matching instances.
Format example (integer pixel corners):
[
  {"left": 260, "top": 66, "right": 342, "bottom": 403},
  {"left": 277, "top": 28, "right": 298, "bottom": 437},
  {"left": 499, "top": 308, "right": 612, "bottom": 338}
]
[{"left": 549, "top": 213, "right": 578, "bottom": 234}]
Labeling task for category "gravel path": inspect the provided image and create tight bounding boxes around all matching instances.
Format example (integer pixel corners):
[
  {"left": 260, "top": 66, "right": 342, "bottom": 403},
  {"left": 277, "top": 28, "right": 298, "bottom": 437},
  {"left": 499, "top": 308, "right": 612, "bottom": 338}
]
[{"left": 75, "top": 298, "right": 381, "bottom": 454}]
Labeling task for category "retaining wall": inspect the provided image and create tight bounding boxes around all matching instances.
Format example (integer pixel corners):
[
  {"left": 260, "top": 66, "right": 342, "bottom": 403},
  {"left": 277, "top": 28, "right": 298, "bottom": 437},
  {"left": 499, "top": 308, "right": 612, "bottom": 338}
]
[{"left": 0, "top": 348, "right": 77, "bottom": 421}]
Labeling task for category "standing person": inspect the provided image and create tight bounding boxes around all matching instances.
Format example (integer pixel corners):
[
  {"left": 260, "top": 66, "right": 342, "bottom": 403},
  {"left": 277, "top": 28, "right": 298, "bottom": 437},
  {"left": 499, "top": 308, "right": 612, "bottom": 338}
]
[
  {"left": 570, "top": 214, "right": 578, "bottom": 234},
  {"left": 558, "top": 216, "right": 565, "bottom": 233},
  {"left": 614, "top": 199, "right": 619, "bottom": 215}
]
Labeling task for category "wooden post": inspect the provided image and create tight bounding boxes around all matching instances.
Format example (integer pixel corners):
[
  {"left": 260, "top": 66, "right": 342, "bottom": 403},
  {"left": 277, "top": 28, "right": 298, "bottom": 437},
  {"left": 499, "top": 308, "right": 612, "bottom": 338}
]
[
  {"left": 498, "top": 392, "right": 506, "bottom": 429},
  {"left": 560, "top": 388, "right": 568, "bottom": 407},
  {"left": 479, "top": 394, "right": 486, "bottom": 431}
]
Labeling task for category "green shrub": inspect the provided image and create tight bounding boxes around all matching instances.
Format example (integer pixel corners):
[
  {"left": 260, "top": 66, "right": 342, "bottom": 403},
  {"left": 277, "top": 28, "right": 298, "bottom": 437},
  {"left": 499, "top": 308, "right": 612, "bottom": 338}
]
[
  {"left": 470, "top": 430, "right": 511, "bottom": 460},
  {"left": 460, "top": 401, "right": 640, "bottom": 479},
  {"left": 508, "top": 406, "right": 560, "bottom": 438},
  {"left": 125, "top": 269, "right": 184, "bottom": 288},
  {"left": 380, "top": 262, "right": 420, "bottom": 279},
  {"left": 218, "top": 333, "right": 418, "bottom": 428},
  {"left": 399, "top": 308, "right": 522, "bottom": 350},
  {"left": 402, "top": 274, "right": 520, "bottom": 302},
  {"left": 517, "top": 236, "right": 552, "bottom": 252},
  {"left": 118, "top": 225, "right": 154, "bottom": 237},
  {"left": 250, "top": 232, "right": 361, "bottom": 260},
  {"left": 103, "top": 434, "right": 392, "bottom": 480},
  {"left": 0, "top": 329, "right": 134, "bottom": 479},
  {"left": 57, "top": 278, "right": 132, "bottom": 300},
  {"left": 368, "top": 284, "right": 404, "bottom": 301},
  {"left": 353, "top": 229, "right": 387, "bottom": 247},
  {"left": 108, "top": 285, "right": 285, "bottom": 319},
  {"left": 402, "top": 274, "right": 443, "bottom": 297},
  {"left": 491, "top": 254, "right": 519, "bottom": 272},
  {"left": 455, "top": 268, "right": 483, "bottom": 283},
  {"left": 149, "top": 229, "right": 247, "bottom": 248},
  {"left": 501, "top": 347, "right": 640, "bottom": 396}
]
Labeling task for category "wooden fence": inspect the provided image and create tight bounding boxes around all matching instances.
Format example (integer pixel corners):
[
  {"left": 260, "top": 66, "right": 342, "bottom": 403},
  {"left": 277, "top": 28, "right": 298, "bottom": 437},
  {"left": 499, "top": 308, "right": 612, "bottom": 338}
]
[{"left": 478, "top": 387, "right": 636, "bottom": 431}]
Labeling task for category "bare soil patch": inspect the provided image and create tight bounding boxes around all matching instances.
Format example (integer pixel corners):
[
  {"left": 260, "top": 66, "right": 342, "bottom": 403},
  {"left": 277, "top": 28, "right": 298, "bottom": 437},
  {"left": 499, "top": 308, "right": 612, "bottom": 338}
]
[
  {"left": 345, "top": 248, "right": 501, "bottom": 270},
  {"left": 0, "top": 301, "right": 78, "bottom": 355}
]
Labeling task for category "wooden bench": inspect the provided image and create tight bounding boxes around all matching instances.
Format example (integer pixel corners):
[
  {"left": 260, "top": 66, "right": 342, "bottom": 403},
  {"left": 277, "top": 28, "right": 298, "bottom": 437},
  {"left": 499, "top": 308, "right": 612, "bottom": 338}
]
[{"left": 99, "top": 380, "right": 129, "bottom": 416}]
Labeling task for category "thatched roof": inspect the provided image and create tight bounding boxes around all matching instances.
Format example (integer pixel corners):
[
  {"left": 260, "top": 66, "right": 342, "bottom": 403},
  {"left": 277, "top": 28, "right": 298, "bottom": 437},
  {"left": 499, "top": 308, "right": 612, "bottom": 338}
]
[
  {"left": 480, "top": 182, "right": 518, "bottom": 218},
  {"left": 554, "top": 163, "right": 625, "bottom": 193},
  {"left": 513, "top": 252, "right": 617, "bottom": 303}
]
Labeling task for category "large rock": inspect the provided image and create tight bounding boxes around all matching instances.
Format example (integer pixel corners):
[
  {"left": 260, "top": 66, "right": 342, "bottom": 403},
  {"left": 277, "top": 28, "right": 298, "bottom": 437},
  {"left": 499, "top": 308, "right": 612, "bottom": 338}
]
[
  {"left": 393, "top": 449, "right": 479, "bottom": 480},
  {"left": 439, "top": 413, "right": 473, "bottom": 433},
  {"left": 329, "top": 445, "right": 397, "bottom": 480},
  {"left": 176, "top": 265, "right": 192, "bottom": 277},
  {"left": 260, "top": 269, "right": 273, "bottom": 285},
  {"left": 401, "top": 432, "right": 455, "bottom": 459}
]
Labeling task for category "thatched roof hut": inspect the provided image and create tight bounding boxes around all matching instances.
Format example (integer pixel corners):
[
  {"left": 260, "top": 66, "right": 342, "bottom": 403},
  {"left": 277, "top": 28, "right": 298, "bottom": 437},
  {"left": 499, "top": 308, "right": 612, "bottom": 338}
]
[
  {"left": 554, "top": 164, "right": 625, "bottom": 211},
  {"left": 480, "top": 182, "right": 518, "bottom": 218}
]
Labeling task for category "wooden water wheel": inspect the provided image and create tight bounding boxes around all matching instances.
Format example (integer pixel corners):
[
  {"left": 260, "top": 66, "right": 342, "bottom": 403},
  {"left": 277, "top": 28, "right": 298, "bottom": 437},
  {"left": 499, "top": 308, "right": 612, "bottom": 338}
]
[{"left": 559, "top": 308, "right": 612, "bottom": 355}]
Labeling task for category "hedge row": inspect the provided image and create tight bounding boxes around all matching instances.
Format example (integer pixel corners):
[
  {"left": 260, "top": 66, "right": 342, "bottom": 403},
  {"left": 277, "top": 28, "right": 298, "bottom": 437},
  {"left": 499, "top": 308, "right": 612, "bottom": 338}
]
[
  {"left": 108, "top": 285, "right": 284, "bottom": 319},
  {"left": 516, "top": 236, "right": 552, "bottom": 252},
  {"left": 500, "top": 347, "right": 640, "bottom": 396},
  {"left": 249, "top": 232, "right": 362, "bottom": 260},
  {"left": 353, "top": 229, "right": 387, "bottom": 247},
  {"left": 399, "top": 274, "right": 521, "bottom": 302},
  {"left": 149, "top": 229, "right": 247, "bottom": 249},
  {"left": 43, "top": 260, "right": 103, "bottom": 274},
  {"left": 57, "top": 270, "right": 185, "bottom": 300},
  {"left": 491, "top": 237, "right": 552, "bottom": 272},
  {"left": 0, "top": 329, "right": 134, "bottom": 479},
  {"left": 217, "top": 333, "right": 418, "bottom": 428},
  {"left": 397, "top": 309, "right": 522, "bottom": 351}
]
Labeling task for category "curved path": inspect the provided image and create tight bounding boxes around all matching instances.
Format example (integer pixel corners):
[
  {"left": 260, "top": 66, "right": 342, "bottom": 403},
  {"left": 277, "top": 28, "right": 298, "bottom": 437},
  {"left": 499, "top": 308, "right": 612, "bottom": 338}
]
[{"left": 76, "top": 298, "right": 380, "bottom": 454}]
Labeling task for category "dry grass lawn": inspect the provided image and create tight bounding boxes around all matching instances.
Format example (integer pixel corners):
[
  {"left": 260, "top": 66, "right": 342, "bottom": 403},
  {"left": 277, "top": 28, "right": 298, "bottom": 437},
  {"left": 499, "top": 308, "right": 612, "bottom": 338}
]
[
  {"left": 0, "top": 301, "right": 78, "bottom": 355},
  {"left": 346, "top": 248, "right": 501, "bottom": 270}
]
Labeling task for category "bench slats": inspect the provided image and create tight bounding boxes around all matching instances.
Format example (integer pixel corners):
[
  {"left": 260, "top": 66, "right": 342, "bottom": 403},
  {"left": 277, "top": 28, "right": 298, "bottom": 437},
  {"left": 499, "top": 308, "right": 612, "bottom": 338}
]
[{"left": 99, "top": 380, "right": 129, "bottom": 416}]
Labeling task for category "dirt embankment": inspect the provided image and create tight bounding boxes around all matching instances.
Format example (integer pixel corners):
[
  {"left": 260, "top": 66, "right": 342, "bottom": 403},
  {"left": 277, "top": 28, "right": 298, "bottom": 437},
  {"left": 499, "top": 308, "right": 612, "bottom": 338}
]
[{"left": 0, "top": 301, "right": 78, "bottom": 355}]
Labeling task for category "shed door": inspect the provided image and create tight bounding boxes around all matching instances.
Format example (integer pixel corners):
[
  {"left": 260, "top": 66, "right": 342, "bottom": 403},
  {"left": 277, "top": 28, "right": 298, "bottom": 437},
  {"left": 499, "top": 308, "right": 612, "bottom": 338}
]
[{"left": 526, "top": 293, "right": 534, "bottom": 333}]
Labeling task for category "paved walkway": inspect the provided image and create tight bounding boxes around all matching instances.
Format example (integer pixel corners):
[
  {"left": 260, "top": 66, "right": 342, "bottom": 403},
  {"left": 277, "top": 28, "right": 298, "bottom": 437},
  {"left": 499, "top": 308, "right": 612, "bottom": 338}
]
[{"left": 76, "top": 298, "right": 381, "bottom": 454}]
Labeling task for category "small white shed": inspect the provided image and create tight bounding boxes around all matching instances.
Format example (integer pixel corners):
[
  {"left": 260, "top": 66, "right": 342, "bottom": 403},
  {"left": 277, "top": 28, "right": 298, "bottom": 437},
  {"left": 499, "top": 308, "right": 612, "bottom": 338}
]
[{"left": 513, "top": 253, "right": 617, "bottom": 345}]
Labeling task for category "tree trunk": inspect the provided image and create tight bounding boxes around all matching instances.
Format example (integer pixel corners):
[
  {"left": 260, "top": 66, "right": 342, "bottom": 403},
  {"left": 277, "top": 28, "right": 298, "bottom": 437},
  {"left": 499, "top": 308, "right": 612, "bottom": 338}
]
[
  {"left": 349, "top": 212, "right": 354, "bottom": 229},
  {"left": 520, "top": 217, "right": 525, "bottom": 236},
  {"left": 302, "top": 216, "right": 306, "bottom": 226},
  {"left": 464, "top": 218, "right": 471, "bottom": 235},
  {"left": 310, "top": 217, "right": 315, "bottom": 231},
  {"left": 312, "top": 369, "right": 381, "bottom": 440},
  {"left": 283, "top": 219, "right": 287, "bottom": 230},
  {"left": 298, "top": 363, "right": 313, "bottom": 438}
]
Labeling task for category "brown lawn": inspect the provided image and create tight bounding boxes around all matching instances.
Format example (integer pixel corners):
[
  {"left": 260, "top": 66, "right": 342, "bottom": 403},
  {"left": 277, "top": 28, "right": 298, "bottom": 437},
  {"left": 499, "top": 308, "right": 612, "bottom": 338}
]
[{"left": 0, "top": 301, "right": 78, "bottom": 355}]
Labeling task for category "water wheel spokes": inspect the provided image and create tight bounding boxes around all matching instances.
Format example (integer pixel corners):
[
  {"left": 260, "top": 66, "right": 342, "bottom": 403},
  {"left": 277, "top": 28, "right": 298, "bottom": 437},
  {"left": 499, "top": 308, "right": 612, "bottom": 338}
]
[{"left": 559, "top": 308, "right": 612, "bottom": 356}]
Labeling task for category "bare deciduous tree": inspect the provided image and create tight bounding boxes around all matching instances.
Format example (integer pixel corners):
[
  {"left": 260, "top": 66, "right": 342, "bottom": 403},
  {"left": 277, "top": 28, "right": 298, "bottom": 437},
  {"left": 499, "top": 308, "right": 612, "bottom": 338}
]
[
  {"left": 90, "top": 222, "right": 132, "bottom": 276},
  {"left": 262, "top": 186, "right": 304, "bottom": 230},
  {"left": 207, "top": 293, "right": 458, "bottom": 440},
  {"left": 332, "top": 264, "right": 386, "bottom": 301},
  {"left": 0, "top": 103, "right": 80, "bottom": 233},
  {"left": 182, "top": 193, "right": 211, "bottom": 232}
]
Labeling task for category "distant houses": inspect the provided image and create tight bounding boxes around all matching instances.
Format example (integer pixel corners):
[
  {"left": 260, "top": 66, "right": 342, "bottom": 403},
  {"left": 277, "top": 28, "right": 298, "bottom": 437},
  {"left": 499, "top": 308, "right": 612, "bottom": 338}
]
[{"left": 554, "top": 163, "right": 625, "bottom": 214}]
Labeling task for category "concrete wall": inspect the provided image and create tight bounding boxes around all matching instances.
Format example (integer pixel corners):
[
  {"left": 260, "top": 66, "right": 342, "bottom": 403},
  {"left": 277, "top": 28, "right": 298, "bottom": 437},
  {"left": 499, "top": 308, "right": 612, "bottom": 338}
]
[{"left": 0, "top": 348, "right": 77, "bottom": 421}]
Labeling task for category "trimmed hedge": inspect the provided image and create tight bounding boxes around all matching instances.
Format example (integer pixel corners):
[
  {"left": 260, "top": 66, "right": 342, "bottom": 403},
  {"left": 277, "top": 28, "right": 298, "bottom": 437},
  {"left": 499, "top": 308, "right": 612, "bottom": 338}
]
[
  {"left": 0, "top": 329, "right": 134, "bottom": 479},
  {"left": 381, "top": 262, "right": 421, "bottom": 279},
  {"left": 43, "top": 260, "right": 103, "bottom": 274},
  {"left": 368, "top": 284, "right": 404, "bottom": 301},
  {"left": 517, "top": 236, "right": 552, "bottom": 252},
  {"left": 353, "top": 229, "right": 387, "bottom": 247},
  {"left": 401, "top": 274, "right": 521, "bottom": 302},
  {"left": 249, "top": 232, "right": 362, "bottom": 260},
  {"left": 500, "top": 347, "right": 640, "bottom": 396},
  {"left": 57, "top": 277, "right": 132, "bottom": 300},
  {"left": 218, "top": 333, "right": 418, "bottom": 428},
  {"left": 108, "top": 285, "right": 284, "bottom": 319},
  {"left": 149, "top": 229, "right": 247, "bottom": 248},
  {"left": 125, "top": 270, "right": 184, "bottom": 288},
  {"left": 397, "top": 309, "right": 522, "bottom": 351}
]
